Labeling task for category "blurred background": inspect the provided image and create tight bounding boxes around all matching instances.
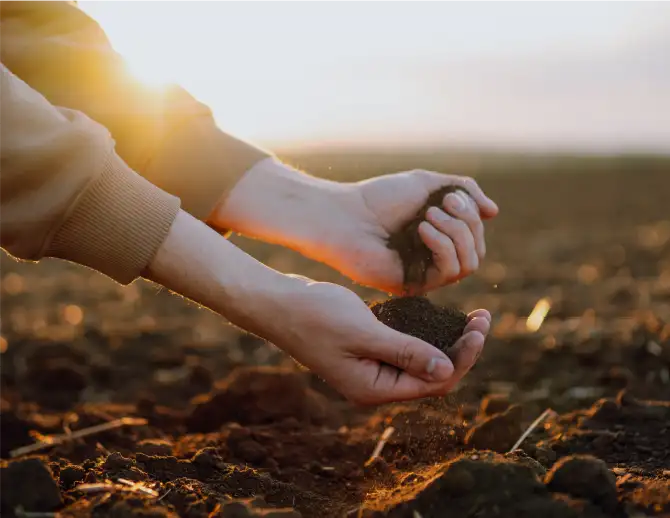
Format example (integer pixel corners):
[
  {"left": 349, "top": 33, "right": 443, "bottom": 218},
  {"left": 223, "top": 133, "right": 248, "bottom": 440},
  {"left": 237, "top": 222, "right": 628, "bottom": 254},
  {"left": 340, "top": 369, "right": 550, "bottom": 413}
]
[{"left": 80, "top": 1, "right": 670, "bottom": 153}]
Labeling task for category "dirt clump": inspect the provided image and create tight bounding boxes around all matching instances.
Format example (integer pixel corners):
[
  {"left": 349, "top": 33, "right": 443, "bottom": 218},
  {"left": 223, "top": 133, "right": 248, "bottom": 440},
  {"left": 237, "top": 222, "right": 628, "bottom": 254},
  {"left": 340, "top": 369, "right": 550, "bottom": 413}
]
[
  {"left": 545, "top": 455, "right": 618, "bottom": 512},
  {"left": 369, "top": 296, "right": 467, "bottom": 352},
  {"left": 358, "top": 454, "right": 611, "bottom": 518},
  {"left": 387, "top": 185, "right": 470, "bottom": 289},
  {"left": 0, "top": 456, "right": 63, "bottom": 514}
]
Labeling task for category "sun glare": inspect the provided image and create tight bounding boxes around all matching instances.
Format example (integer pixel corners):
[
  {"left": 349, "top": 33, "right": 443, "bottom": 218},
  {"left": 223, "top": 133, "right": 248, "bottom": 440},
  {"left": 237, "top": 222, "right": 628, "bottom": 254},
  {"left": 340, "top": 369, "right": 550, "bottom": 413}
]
[
  {"left": 124, "top": 57, "right": 174, "bottom": 89},
  {"left": 78, "top": 1, "right": 670, "bottom": 153}
]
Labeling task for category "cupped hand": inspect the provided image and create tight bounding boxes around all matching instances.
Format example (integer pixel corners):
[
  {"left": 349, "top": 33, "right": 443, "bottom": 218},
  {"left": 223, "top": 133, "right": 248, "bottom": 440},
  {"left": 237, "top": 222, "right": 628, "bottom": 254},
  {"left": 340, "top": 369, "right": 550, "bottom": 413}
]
[{"left": 265, "top": 278, "right": 491, "bottom": 405}]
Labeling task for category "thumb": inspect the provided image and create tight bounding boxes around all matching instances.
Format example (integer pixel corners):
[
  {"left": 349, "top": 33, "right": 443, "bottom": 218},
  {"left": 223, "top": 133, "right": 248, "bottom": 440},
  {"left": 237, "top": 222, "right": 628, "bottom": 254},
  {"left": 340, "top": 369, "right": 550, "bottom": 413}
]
[{"left": 366, "top": 324, "right": 455, "bottom": 383}]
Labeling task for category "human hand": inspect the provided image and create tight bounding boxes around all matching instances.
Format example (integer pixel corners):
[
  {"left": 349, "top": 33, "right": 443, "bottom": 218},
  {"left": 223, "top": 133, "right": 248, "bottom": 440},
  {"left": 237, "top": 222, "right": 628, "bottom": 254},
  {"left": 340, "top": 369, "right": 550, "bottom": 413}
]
[
  {"left": 254, "top": 278, "right": 491, "bottom": 405},
  {"left": 147, "top": 211, "right": 491, "bottom": 405},
  {"left": 313, "top": 170, "right": 499, "bottom": 294},
  {"left": 213, "top": 160, "right": 498, "bottom": 295}
]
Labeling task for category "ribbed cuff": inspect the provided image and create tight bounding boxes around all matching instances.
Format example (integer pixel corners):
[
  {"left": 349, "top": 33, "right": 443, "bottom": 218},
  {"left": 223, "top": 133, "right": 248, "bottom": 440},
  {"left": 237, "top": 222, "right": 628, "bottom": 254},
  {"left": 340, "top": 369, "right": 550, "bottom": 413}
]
[
  {"left": 143, "top": 117, "right": 271, "bottom": 221},
  {"left": 46, "top": 152, "right": 181, "bottom": 285}
]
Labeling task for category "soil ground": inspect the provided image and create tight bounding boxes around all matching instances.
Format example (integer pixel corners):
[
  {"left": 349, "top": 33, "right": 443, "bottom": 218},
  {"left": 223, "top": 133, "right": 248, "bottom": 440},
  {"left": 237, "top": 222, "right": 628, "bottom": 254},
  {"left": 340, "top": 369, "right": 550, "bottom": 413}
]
[{"left": 1, "top": 153, "right": 669, "bottom": 517}]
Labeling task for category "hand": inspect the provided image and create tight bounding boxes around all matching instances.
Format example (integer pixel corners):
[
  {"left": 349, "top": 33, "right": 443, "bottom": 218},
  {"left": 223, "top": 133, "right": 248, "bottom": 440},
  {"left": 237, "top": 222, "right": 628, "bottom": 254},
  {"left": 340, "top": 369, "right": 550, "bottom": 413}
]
[
  {"left": 213, "top": 159, "right": 499, "bottom": 295},
  {"left": 317, "top": 170, "right": 499, "bottom": 294},
  {"left": 146, "top": 211, "right": 491, "bottom": 405},
  {"left": 256, "top": 278, "right": 492, "bottom": 405}
]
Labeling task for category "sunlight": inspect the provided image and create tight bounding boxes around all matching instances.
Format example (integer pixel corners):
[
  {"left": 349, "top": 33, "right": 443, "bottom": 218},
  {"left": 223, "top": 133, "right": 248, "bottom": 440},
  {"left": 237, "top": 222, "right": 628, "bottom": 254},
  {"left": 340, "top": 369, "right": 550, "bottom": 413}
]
[
  {"left": 78, "top": 1, "right": 670, "bottom": 153},
  {"left": 124, "top": 56, "right": 173, "bottom": 89}
]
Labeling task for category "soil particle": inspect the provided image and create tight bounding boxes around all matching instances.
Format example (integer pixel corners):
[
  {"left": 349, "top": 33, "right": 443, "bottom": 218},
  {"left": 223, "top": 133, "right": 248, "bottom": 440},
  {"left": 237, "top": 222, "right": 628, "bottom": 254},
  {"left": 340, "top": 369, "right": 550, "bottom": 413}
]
[
  {"left": 369, "top": 296, "right": 467, "bottom": 352},
  {"left": 386, "top": 185, "right": 469, "bottom": 289},
  {"left": 545, "top": 455, "right": 618, "bottom": 512},
  {"left": 59, "top": 464, "right": 86, "bottom": 489},
  {"left": 464, "top": 404, "right": 524, "bottom": 453},
  {"left": 186, "top": 367, "right": 342, "bottom": 432},
  {"left": 0, "top": 456, "right": 63, "bottom": 514}
]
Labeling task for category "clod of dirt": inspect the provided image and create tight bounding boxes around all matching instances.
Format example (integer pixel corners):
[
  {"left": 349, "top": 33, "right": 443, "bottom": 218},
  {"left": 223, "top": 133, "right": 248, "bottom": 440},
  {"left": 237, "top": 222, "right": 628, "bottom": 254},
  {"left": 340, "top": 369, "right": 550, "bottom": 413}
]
[
  {"left": 464, "top": 404, "right": 524, "bottom": 453},
  {"left": 59, "top": 464, "right": 86, "bottom": 489},
  {"left": 187, "top": 367, "right": 342, "bottom": 433},
  {"left": 102, "top": 451, "right": 133, "bottom": 471},
  {"left": 0, "top": 457, "right": 63, "bottom": 513},
  {"left": 545, "top": 455, "right": 618, "bottom": 512},
  {"left": 360, "top": 453, "right": 611, "bottom": 518},
  {"left": 369, "top": 296, "right": 467, "bottom": 352},
  {"left": 387, "top": 185, "right": 470, "bottom": 289},
  {"left": 0, "top": 398, "right": 33, "bottom": 458}
]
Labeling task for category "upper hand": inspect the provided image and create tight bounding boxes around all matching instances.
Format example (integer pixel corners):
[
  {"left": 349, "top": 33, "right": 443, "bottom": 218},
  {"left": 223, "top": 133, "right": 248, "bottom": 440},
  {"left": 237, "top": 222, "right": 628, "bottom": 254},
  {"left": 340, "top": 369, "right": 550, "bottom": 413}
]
[
  {"left": 213, "top": 160, "right": 499, "bottom": 295},
  {"left": 307, "top": 170, "right": 499, "bottom": 294}
]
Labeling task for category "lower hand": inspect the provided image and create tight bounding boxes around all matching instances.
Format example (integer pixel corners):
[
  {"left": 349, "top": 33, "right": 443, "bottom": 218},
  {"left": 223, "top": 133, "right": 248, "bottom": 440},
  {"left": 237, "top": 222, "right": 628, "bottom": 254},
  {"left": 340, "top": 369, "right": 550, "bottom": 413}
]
[{"left": 254, "top": 278, "right": 491, "bottom": 405}]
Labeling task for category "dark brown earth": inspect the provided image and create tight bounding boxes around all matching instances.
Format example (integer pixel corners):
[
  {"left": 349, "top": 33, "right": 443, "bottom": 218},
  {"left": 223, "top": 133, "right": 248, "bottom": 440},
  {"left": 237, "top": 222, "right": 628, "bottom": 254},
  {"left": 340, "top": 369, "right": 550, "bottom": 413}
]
[
  {"left": 386, "top": 185, "right": 470, "bottom": 290},
  {"left": 369, "top": 296, "right": 468, "bottom": 352},
  {"left": 1, "top": 155, "right": 669, "bottom": 517}
]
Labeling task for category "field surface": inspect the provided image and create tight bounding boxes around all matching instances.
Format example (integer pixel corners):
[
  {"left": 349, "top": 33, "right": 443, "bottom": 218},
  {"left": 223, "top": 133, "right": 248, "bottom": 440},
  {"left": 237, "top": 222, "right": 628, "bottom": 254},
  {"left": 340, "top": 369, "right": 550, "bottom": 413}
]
[{"left": 1, "top": 152, "right": 669, "bottom": 517}]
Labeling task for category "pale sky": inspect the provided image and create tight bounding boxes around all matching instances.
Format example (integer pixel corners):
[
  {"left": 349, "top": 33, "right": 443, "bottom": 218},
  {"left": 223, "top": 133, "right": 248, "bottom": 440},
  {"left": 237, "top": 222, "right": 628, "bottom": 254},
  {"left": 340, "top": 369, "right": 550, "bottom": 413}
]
[{"left": 81, "top": 1, "right": 670, "bottom": 153}]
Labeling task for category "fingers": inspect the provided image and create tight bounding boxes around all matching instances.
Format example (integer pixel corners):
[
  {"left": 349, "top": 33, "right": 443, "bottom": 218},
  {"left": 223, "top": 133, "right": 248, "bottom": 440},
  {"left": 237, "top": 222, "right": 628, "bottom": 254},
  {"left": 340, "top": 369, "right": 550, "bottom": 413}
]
[
  {"left": 454, "top": 176, "right": 499, "bottom": 219},
  {"left": 364, "top": 323, "right": 455, "bottom": 383},
  {"left": 417, "top": 221, "right": 461, "bottom": 284},
  {"left": 424, "top": 206, "right": 479, "bottom": 274},
  {"left": 465, "top": 309, "right": 491, "bottom": 335},
  {"left": 365, "top": 364, "right": 455, "bottom": 404},
  {"left": 345, "top": 310, "right": 493, "bottom": 405},
  {"left": 434, "top": 330, "right": 486, "bottom": 395},
  {"left": 442, "top": 191, "right": 486, "bottom": 259}
]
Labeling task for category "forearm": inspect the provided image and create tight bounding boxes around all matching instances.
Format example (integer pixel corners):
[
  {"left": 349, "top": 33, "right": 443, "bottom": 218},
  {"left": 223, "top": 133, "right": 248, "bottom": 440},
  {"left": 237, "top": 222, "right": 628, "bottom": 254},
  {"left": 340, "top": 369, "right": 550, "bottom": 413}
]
[
  {"left": 0, "top": 64, "right": 179, "bottom": 285},
  {"left": 144, "top": 209, "right": 303, "bottom": 339}
]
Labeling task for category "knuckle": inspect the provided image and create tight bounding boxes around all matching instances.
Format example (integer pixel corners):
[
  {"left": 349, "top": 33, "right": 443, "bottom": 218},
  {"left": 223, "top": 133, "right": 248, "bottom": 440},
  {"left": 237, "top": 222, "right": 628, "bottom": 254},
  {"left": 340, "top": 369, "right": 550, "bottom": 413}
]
[
  {"left": 462, "top": 176, "right": 478, "bottom": 189},
  {"left": 396, "top": 341, "right": 416, "bottom": 371},
  {"left": 439, "top": 260, "right": 460, "bottom": 281}
]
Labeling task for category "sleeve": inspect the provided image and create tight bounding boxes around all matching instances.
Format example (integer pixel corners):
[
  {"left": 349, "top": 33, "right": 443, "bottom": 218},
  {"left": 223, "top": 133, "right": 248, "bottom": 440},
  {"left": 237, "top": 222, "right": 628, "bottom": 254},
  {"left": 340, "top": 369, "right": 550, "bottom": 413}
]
[
  {"left": 0, "top": 64, "right": 181, "bottom": 285},
  {"left": 0, "top": 1, "right": 271, "bottom": 221}
]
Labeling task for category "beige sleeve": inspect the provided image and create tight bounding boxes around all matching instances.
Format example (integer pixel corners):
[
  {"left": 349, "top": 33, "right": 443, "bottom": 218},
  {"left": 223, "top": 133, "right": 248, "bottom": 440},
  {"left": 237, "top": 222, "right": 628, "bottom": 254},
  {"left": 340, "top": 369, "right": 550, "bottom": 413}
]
[
  {"left": 0, "top": 1, "right": 271, "bottom": 221},
  {"left": 0, "top": 64, "right": 181, "bottom": 285}
]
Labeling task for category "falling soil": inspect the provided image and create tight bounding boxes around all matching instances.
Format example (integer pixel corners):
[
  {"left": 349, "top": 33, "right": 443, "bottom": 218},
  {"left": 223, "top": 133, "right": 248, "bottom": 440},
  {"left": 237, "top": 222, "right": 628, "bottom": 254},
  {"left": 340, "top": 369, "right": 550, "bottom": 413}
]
[
  {"left": 386, "top": 185, "right": 469, "bottom": 290},
  {"left": 369, "top": 296, "right": 467, "bottom": 352},
  {"left": 2, "top": 163, "right": 670, "bottom": 517}
]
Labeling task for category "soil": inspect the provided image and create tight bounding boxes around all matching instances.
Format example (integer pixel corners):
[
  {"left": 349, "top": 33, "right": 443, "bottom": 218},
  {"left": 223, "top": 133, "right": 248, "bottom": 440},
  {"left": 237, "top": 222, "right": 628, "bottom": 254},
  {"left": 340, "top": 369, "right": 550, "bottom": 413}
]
[
  {"left": 369, "top": 296, "right": 468, "bottom": 352},
  {"left": 1, "top": 160, "right": 670, "bottom": 517},
  {"left": 386, "top": 185, "right": 470, "bottom": 290}
]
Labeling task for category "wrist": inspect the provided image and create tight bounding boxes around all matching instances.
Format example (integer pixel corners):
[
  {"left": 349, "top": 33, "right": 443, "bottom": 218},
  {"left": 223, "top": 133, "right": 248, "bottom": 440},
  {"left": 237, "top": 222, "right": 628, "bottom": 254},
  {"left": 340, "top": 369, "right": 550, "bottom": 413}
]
[{"left": 211, "top": 157, "right": 349, "bottom": 252}]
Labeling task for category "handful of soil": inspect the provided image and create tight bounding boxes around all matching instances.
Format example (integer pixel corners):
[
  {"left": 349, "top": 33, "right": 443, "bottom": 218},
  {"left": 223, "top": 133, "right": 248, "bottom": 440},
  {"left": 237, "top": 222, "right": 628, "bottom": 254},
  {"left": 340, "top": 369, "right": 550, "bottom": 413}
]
[
  {"left": 387, "top": 184, "right": 469, "bottom": 291},
  {"left": 369, "top": 296, "right": 467, "bottom": 353}
]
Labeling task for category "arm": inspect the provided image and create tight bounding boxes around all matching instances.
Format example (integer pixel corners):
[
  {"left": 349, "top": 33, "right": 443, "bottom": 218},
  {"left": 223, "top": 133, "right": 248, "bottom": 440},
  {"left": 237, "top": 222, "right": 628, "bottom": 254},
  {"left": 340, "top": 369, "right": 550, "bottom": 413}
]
[
  {"left": 0, "top": 64, "right": 490, "bottom": 405},
  {"left": 0, "top": 1, "right": 270, "bottom": 222},
  {"left": 0, "top": 64, "right": 179, "bottom": 284}
]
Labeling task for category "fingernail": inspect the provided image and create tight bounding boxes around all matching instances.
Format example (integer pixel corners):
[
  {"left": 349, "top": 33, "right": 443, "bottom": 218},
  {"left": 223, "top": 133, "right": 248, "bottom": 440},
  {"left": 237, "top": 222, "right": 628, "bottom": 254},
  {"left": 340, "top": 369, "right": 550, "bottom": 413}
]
[
  {"left": 447, "top": 193, "right": 465, "bottom": 212},
  {"left": 426, "top": 357, "right": 453, "bottom": 381}
]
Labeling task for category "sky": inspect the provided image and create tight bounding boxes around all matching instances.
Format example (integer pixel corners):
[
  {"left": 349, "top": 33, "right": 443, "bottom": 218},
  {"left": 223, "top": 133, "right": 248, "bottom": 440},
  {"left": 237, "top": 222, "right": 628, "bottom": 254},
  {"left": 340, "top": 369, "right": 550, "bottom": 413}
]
[{"left": 80, "top": 1, "right": 670, "bottom": 153}]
